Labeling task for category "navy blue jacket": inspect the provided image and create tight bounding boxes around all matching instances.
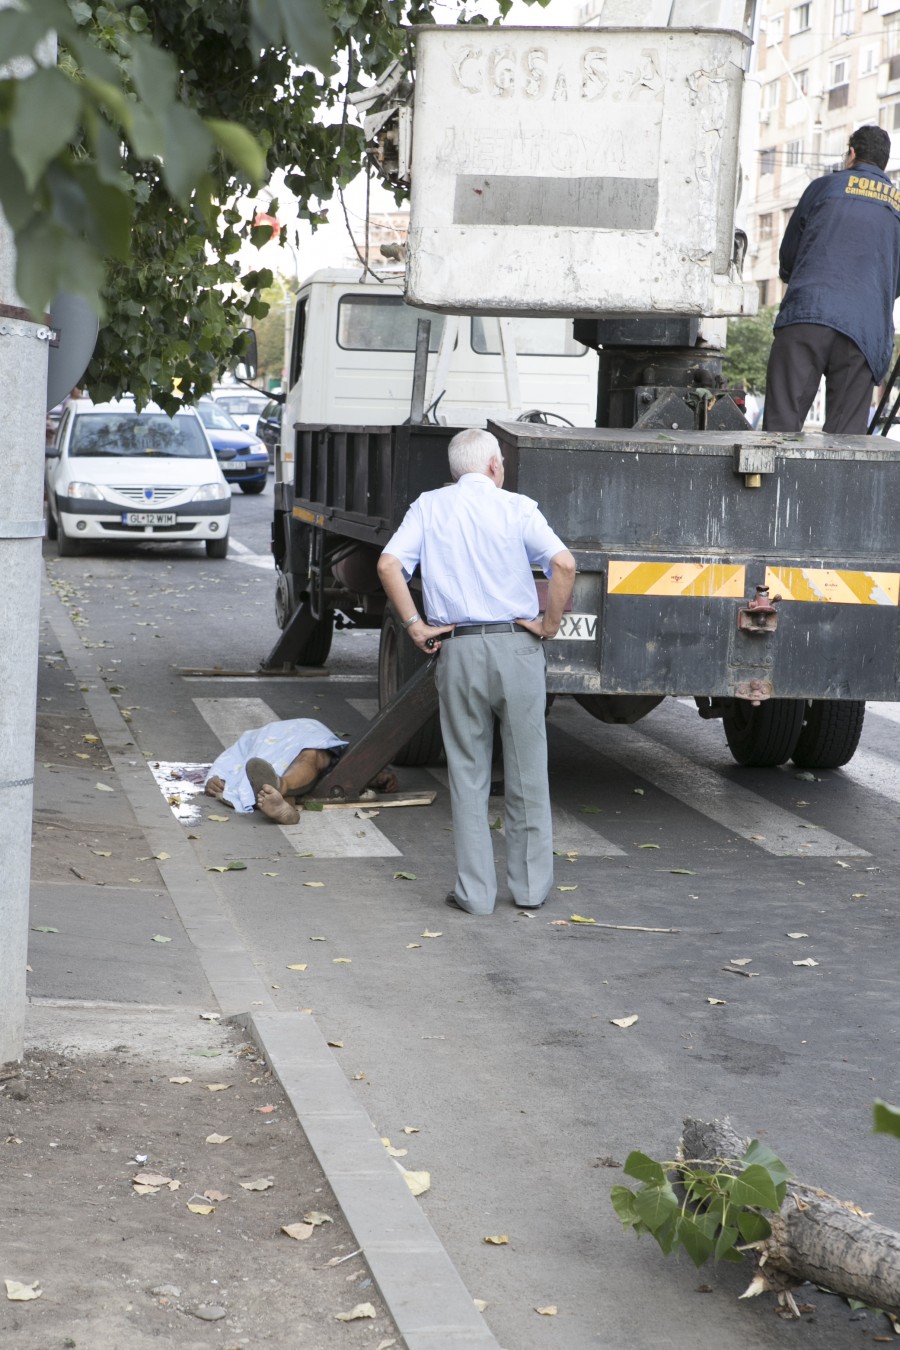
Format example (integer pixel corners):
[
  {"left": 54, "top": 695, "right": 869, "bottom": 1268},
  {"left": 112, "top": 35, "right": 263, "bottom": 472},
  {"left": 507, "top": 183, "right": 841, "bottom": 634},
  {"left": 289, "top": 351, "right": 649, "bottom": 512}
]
[{"left": 775, "top": 164, "right": 900, "bottom": 381}]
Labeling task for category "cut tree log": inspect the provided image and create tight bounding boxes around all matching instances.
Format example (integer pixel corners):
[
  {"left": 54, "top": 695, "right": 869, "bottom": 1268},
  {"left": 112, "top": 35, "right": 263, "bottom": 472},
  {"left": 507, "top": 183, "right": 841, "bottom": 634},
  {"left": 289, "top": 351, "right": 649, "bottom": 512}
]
[{"left": 680, "top": 1117, "right": 900, "bottom": 1318}]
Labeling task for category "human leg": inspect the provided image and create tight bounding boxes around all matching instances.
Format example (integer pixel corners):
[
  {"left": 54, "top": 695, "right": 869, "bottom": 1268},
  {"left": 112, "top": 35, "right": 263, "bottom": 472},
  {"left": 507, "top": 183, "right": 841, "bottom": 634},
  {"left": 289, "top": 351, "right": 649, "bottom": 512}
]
[
  {"left": 436, "top": 638, "right": 497, "bottom": 914},
  {"left": 492, "top": 633, "right": 554, "bottom": 907},
  {"left": 762, "top": 325, "right": 831, "bottom": 432},
  {"left": 822, "top": 333, "right": 874, "bottom": 434}
]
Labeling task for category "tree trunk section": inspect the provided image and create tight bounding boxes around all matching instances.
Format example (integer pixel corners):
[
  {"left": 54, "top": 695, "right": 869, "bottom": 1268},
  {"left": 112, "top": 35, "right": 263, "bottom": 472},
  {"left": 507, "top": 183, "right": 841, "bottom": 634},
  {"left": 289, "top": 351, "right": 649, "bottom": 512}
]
[{"left": 681, "top": 1117, "right": 900, "bottom": 1317}]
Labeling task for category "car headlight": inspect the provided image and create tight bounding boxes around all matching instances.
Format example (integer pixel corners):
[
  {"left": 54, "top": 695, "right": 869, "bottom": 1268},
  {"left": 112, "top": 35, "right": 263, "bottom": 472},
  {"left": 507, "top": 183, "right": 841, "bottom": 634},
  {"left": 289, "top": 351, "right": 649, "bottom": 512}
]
[
  {"left": 250, "top": 440, "right": 266, "bottom": 453},
  {"left": 193, "top": 482, "right": 230, "bottom": 501},
  {"left": 66, "top": 482, "right": 104, "bottom": 500}
]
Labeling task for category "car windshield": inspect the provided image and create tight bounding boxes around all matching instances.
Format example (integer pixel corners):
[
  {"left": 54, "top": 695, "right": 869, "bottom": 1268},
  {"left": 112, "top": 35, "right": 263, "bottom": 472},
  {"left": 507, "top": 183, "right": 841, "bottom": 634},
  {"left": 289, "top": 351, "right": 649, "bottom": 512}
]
[
  {"left": 198, "top": 402, "right": 241, "bottom": 432},
  {"left": 69, "top": 413, "right": 211, "bottom": 458},
  {"left": 214, "top": 393, "right": 267, "bottom": 415}
]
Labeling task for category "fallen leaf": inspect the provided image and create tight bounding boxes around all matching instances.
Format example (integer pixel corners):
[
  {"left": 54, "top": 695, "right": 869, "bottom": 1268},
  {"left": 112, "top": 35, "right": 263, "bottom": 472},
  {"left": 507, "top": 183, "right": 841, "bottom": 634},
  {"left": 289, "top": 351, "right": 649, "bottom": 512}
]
[
  {"left": 550, "top": 919, "right": 570, "bottom": 927},
  {"left": 483, "top": 1234, "right": 509, "bottom": 1245},
  {"left": 794, "top": 770, "right": 817, "bottom": 781},
  {"left": 402, "top": 1126, "right": 419, "bottom": 1135},
  {"left": 30, "top": 926, "right": 58, "bottom": 934},
  {"left": 406, "top": 943, "right": 422, "bottom": 950},
  {"left": 670, "top": 869, "right": 695, "bottom": 875},
  {"left": 333, "top": 958, "right": 352, "bottom": 964},
  {"left": 91, "top": 849, "right": 112, "bottom": 857},
  {"left": 203, "top": 1189, "right": 228, "bottom": 1202},
  {"left": 206, "top": 1084, "right": 231, "bottom": 1093},
  {"left": 303, "top": 881, "right": 325, "bottom": 888},
  {"left": 151, "top": 935, "right": 172, "bottom": 944},
  {"left": 83, "top": 734, "right": 99, "bottom": 743},
  {"left": 356, "top": 809, "right": 380, "bottom": 819},
  {"left": 132, "top": 1183, "right": 160, "bottom": 1195},
  {"left": 198, "top": 1012, "right": 220, "bottom": 1022},
  {"left": 302, "top": 801, "right": 324, "bottom": 812},
  {"left": 633, "top": 788, "right": 644, "bottom": 795},
  {"left": 376, "top": 1340, "right": 398, "bottom": 1350},
  {"left": 421, "top": 930, "right": 442, "bottom": 939},
  {"left": 205, "top": 1133, "right": 231, "bottom": 1145},
  {"left": 610, "top": 1015, "right": 639, "bottom": 1028},
  {"left": 95, "top": 782, "right": 115, "bottom": 792},
  {"left": 207, "top": 861, "right": 247, "bottom": 872},
  {"left": 393, "top": 872, "right": 417, "bottom": 880},
  {"left": 187, "top": 1203, "right": 215, "bottom": 1215},
  {"left": 239, "top": 1177, "right": 274, "bottom": 1191},
  {"left": 637, "top": 843, "right": 659, "bottom": 850},
  {"left": 402, "top": 1169, "right": 431, "bottom": 1196},
  {"left": 793, "top": 958, "right": 819, "bottom": 968},
  {"left": 4, "top": 1280, "right": 41, "bottom": 1301},
  {"left": 282, "top": 1222, "right": 314, "bottom": 1241},
  {"left": 835, "top": 860, "right": 851, "bottom": 868},
  {"left": 154, "top": 851, "right": 170, "bottom": 861},
  {"left": 207, "top": 814, "right": 229, "bottom": 822},
  {"left": 706, "top": 997, "right": 727, "bottom": 1005},
  {"left": 381, "top": 1138, "right": 408, "bottom": 1158},
  {"left": 255, "top": 1105, "right": 277, "bottom": 1114},
  {"left": 334, "top": 1303, "right": 376, "bottom": 1322},
  {"left": 730, "top": 958, "right": 752, "bottom": 966},
  {"left": 352, "top": 1072, "right": 366, "bottom": 1081},
  {"left": 557, "top": 885, "right": 578, "bottom": 892},
  {"left": 310, "top": 936, "right": 326, "bottom": 941},
  {"left": 535, "top": 1305, "right": 558, "bottom": 1316},
  {"left": 473, "top": 1298, "right": 489, "bottom": 1312},
  {"left": 286, "top": 963, "right": 308, "bottom": 971},
  {"left": 263, "top": 871, "right": 279, "bottom": 877},
  {"left": 786, "top": 932, "right": 809, "bottom": 940},
  {"left": 303, "top": 1210, "right": 333, "bottom": 1226},
  {"left": 749, "top": 834, "right": 766, "bottom": 841},
  {"left": 133, "top": 1170, "right": 172, "bottom": 1187},
  {"left": 489, "top": 816, "right": 503, "bottom": 830},
  {"left": 570, "top": 914, "right": 596, "bottom": 924},
  {"left": 851, "top": 893, "right": 867, "bottom": 899},
  {"left": 328, "top": 1039, "right": 344, "bottom": 1048}
]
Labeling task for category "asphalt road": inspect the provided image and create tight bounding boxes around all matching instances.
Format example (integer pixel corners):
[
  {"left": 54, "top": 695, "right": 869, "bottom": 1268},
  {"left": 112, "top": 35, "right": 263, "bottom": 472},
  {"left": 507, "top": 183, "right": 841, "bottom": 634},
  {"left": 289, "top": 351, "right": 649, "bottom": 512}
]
[{"left": 37, "top": 477, "right": 900, "bottom": 1349}]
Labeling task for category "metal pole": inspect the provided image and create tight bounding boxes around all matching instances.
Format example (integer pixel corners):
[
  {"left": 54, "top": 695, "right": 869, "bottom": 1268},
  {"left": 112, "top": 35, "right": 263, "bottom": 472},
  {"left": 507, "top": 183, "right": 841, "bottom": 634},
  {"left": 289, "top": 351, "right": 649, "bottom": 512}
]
[
  {"left": 0, "top": 220, "right": 49, "bottom": 1067},
  {"left": 409, "top": 317, "right": 431, "bottom": 425}
]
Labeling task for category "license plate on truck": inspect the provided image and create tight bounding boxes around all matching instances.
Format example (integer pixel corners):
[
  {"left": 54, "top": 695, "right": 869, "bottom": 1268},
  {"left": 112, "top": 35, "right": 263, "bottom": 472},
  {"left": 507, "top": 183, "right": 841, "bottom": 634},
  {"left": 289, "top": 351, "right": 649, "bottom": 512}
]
[{"left": 122, "top": 512, "right": 177, "bottom": 526}]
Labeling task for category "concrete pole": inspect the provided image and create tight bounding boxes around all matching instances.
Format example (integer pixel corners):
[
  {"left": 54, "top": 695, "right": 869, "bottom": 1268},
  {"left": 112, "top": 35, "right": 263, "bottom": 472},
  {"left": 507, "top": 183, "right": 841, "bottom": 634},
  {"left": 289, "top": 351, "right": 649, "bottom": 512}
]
[{"left": 0, "top": 214, "right": 50, "bottom": 1067}]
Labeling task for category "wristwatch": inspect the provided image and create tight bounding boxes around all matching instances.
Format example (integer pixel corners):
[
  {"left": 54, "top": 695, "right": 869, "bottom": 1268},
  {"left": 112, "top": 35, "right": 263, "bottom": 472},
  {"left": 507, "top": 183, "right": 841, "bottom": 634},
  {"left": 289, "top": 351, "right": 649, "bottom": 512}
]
[{"left": 401, "top": 612, "right": 420, "bottom": 630}]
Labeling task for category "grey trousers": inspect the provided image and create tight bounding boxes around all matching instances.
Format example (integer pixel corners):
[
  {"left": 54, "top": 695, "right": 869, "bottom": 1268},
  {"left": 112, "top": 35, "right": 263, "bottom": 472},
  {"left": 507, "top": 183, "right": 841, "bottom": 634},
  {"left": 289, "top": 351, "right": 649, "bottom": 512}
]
[
  {"left": 763, "top": 323, "right": 873, "bottom": 434},
  {"left": 435, "top": 629, "right": 554, "bottom": 914}
]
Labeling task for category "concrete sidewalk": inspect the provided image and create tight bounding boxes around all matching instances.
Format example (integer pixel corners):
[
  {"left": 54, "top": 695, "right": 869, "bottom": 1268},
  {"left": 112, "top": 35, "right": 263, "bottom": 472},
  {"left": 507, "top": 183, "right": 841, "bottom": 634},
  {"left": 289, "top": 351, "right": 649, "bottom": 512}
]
[{"left": 10, "top": 581, "right": 497, "bottom": 1350}]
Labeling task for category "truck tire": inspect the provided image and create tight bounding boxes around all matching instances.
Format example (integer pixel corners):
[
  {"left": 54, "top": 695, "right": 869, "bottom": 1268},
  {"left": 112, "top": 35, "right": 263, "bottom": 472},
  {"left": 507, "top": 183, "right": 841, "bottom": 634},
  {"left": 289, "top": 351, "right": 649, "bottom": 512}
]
[
  {"left": 791, "top": 700, "right": 865, "bottom": 770},
  {"left": 378, "top": 608, "right": 444, "bottom": 767},
  {"left": 723, "top": 697, "right": 805, "bottom": 767},
  {"left": 296, "top": 606, "right": 334, "bottom": 667}
]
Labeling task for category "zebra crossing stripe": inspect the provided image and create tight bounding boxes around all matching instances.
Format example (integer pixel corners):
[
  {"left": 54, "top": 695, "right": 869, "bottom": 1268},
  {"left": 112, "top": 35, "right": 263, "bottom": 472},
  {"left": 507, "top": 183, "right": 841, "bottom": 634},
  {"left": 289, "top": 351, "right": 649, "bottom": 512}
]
[
  {"left": 608, "top": 561, "right": 745, "bottom": 598},
  {"left": 766, "top": 566, "right": 900, "bottom": 605}
]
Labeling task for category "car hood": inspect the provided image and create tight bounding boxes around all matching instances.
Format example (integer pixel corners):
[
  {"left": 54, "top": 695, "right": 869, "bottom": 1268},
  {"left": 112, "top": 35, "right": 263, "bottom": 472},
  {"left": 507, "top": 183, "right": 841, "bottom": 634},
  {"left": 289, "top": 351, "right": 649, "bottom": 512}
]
[
  {"left": 206, "top": 428, "right": 260, "bottom": 453},
  {"left": 61, "top": 454, "right": 225, "bottom": 485}
]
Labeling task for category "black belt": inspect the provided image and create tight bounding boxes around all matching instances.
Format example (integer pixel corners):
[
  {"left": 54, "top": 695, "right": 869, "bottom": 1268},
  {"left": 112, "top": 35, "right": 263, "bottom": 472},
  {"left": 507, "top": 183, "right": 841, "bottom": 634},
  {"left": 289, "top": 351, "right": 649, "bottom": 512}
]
[{"left": 448, "top": 622, "right": 521, "bottom": 637}]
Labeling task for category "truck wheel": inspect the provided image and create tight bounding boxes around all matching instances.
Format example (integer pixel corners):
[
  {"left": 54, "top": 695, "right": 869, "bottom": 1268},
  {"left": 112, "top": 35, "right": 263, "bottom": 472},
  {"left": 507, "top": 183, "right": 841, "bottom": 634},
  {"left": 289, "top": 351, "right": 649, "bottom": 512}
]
[
  {"left": 296, "top": 606, "right": 334, "bottom": 666},
  {"left": 275, "top": 569, "right": 295, "bottom": 630},
  {"left": 723, "top": 697, "right": 805, "bottom": 767},
  {"left": 791, "top": 700, "right": 865, "bottom": 770},
  {"left": 378, "top": 609, "right": 444, "bottom": 766}
]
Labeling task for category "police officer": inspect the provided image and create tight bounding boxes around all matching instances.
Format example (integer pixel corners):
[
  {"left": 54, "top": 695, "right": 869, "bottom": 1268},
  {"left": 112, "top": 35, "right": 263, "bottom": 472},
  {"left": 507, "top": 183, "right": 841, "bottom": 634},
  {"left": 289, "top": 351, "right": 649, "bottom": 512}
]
[{"left": 763, "top": 125, "right": 900, "bottom": 434}]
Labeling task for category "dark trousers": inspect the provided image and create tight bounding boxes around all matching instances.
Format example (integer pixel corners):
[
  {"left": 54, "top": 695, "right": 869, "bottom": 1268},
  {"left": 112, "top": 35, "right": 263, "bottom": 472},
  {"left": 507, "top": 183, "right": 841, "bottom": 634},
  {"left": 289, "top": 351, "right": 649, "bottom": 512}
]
[{"left": 763, "top": 323, "right": 873, "bottom": 434}]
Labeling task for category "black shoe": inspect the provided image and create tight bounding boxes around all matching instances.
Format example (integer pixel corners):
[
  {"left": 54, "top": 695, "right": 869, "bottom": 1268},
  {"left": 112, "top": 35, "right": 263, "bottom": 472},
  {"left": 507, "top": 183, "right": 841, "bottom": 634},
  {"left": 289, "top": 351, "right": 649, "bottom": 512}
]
[
  {"left": 514, "top": 899, "right": 546, "bottom": 910},
  {"left": 445, "top": 893, "right": 470, "bottom": 912}
]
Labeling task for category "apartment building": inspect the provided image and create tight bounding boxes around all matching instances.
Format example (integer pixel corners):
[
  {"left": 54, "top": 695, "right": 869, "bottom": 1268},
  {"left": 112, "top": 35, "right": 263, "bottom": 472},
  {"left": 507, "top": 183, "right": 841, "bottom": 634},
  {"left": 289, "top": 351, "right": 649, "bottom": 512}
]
[{"left": 750, "top": 0, "right": 900, "bottom": 304}]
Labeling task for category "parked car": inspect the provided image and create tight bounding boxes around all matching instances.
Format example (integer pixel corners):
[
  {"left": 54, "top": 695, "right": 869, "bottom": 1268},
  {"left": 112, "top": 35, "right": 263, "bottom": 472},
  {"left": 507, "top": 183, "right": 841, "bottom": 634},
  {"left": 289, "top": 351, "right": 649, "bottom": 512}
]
[
  {"left": 45, "top": 398, "right": 230, "bottom": 558},
  {"left": 196, "top": 398, "right": 269, "bottom": 492},
  {"left": 257, "top": 398, "right": 283, "bottom": 465},
  {"left": 209, "top": 385, "right": 270, "bottom": 436}
]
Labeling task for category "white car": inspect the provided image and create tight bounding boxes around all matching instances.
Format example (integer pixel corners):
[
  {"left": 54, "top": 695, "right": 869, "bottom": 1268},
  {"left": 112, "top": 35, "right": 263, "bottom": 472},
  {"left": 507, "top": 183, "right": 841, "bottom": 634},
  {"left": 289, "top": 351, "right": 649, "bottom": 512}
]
[
  {"left": 45, "top": 398, "right": 231, "bottom": 558},
  {"left": 209, "top": 386, "right": 270, "bottom": 437}
]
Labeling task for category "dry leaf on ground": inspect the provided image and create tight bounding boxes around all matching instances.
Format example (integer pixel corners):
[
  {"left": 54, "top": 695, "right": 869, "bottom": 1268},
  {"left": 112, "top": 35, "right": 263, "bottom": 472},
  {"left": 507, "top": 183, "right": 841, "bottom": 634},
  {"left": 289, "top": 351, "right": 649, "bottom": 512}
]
[
  {"left": 328, "top": 1040, "right": 344, "bottom": 1049},
  {"left": 4, "top": 1280, "right": 41, "bottom": 1301},
  {"left": 730, "top": 958, "right": 752, "bottom": 966},
  {"left": 793, "top": 958, "right": 819, "bottom": 968},
  {"left": 421, "top": 930, "right": 442, "bottom": 939},
  {"left": 557, "top": 885, "right": 578, "bottom": 892},
  {"left": 239, "top": 1177, "right": 274, "bottom": 1191},
  {"left": 151, "top": 935, "right": 172, "bottom": 944},
  {"left": 303, "top": 1210, "right": 333, "bottom": 1226},
  {"left": 206, "top": 1083, "right": 230, "bottom": 1093},
  {"left": 570, "top": 915, "right": 596, "bottom": 924},
  {"left": 333, "top": 958, "right": 352, "bottom": 964},
  {"left": 393, "top": 871, "right": 417, "bottom": 880},
  {"left": 610, "top": 1015, "right": 639, "bottom": 1028},
  {"left": 402, "top": 1126, "right": 420, "bottom": 1135},
  {"left": 286, "top": 963, "right": 307, "bottom": 971},
  {"left": 187, "top": 1203, "right": 215, "bottom": 1215},
  {"left": 401, "top": 1169, "right": 431, "bottom": 1196},
  {"left": 474, "top": 1298, "right": 489, "bottom": 1312},
  {"left": 303, "top": 881, "right": 325, "bottom": 888},
  {"left": 282, "top": 1222, "right": 314, "bottom": 1241},
  {"left": 204, "top": 1189, "right": 228, "bottom": 1202},
  {"left": 207, "top": 814, "right": 229, "bottom": 822},
  {"left": 706, "top": 998, "right": 726, "bottom": 1006},
  {"left": 133, "top": 1170, "right": 172, "bottom": 1187},
  {"left": 483, "top": 1235, "right": 509, "bottom": 1245},
  {"left": 205, "top": 1133, "right": 231, "bottom": 1145},
  {"left": 169, "top": 1076, "right": 192, "bottom": 1085},
  {"left": 334, "top": 1303, "right": 376, "bottom": 1322},
  {"left": 406, "top": 943, "right": 421, "bottom": 950},
  {"left": 536, "top": 1305, "right": 558, "bottom": 1316},
  {"left": 787, "top": 932, "right": 809, "bottom": 939},
  {"left": 95, "top": 782, "right": 115, "bottom": 792}
]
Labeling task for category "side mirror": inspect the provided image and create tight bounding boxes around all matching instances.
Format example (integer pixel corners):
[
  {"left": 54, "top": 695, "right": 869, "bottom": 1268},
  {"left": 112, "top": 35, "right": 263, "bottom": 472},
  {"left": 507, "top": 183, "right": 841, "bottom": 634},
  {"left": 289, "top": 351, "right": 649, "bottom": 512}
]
[{"left": 233, "top": 329, "right": 258, "bottom": 381}]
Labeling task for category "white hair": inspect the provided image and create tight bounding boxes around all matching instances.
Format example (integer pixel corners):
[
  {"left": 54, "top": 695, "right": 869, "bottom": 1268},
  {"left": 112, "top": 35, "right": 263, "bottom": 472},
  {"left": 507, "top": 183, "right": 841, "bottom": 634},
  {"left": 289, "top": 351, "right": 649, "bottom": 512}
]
[{"left": 447, "top": 427, "right": 500, "bottom": 480}]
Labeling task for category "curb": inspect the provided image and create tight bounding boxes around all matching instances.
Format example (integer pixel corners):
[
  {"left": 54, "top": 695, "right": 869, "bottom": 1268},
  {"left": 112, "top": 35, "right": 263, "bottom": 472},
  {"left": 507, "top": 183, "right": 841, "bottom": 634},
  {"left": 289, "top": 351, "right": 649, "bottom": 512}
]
[{"left": 41, "top": 570, "right": 500, "bottom": 1350}]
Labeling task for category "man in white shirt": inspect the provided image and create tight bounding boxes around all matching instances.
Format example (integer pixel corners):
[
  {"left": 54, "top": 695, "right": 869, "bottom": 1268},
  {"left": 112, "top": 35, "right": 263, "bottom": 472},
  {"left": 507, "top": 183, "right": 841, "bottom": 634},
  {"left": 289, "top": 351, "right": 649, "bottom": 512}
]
[{"left": 377, "top": 427, "right": 576, "bottom": 915}]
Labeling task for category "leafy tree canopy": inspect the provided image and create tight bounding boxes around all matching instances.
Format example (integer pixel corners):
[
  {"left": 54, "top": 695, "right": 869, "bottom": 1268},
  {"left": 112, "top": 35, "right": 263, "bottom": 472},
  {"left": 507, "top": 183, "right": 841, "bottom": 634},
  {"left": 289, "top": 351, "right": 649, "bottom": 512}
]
[
  {"left": 1, "top": 0, "right": 534, "bottom": 411},
  {"left": 722, "top": 306, "right": 778, "bottom": 394}
]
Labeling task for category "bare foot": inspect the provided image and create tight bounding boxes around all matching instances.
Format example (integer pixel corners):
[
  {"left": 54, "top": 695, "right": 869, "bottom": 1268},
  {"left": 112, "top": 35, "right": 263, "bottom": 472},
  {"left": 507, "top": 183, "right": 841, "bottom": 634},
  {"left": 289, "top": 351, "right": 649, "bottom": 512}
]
[
  {"left": 204, "top": 776, "right": 226, "bottom": 799},
  {"left": 257, "top": 782, "right": 301, "bottom": 825}
]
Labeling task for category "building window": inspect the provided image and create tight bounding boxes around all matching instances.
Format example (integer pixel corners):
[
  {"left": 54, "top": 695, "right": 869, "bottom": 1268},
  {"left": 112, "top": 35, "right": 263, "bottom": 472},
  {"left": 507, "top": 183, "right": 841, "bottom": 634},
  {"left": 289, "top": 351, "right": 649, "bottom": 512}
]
[
  {"left": 864, "top": 0, "right": 878, "bottom": 10},
  {"left": 786, "top": 139, "right": 804, "bottom": 166},
  {"left": 789, "top": 67, "right": 810, "bottom": 99},
  {"left": 760, "top": 147, "right": 776, "bottom": 175},
  {"left": 790, "top": 2, "right": 812, "bottom": 31},
  {"left": 824, "top": 130, "right": 847, "bottom": 170},
  {"left": 859, "top": 46, "right": 879, "bottom": 77},
  {"left": 762, "top": 79, "right": 781, "bottom": 110},
  {"left": 759, "top": 212, "right": 774, "bottom": 240},
  {"left": 830, "top": 56, "right": 850, "bottom": 86},
  {"left": 890, "top": 53, "right": 900, "bottom": 82},
  {"left": 832, "top": 0, "right": 854, "bottom": 36},
  {"left": 766, "top": 13, "right": 784, "bottom": 45}
]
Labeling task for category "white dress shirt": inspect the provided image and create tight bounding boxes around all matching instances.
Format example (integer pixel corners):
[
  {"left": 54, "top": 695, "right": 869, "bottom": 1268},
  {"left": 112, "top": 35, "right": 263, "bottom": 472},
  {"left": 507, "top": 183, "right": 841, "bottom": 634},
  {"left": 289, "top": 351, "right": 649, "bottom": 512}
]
[{"left": 383, "top": 472, "right": 566, "bottom": 625}]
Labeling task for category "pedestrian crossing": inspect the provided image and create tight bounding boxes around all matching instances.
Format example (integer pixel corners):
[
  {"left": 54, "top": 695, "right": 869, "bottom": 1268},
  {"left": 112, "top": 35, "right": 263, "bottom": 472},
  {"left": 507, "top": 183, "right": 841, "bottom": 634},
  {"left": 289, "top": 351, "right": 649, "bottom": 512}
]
[{"left": 153, "top": 691, "right": 898, "bottom": 864}]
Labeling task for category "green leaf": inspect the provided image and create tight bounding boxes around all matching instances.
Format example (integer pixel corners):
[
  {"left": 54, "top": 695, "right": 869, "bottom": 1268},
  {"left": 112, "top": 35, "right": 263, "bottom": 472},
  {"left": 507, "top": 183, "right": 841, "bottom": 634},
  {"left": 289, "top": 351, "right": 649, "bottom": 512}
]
[
  {"left": 16, "top": 220, "right": 105, "bottom": 319},
  {"left": 249, "top": 0, "right": 333, "bottom": 72},
  {"left": 729, "top": 1164, "right": 781, "bottom": 1212},
  {"left": 609, "top": 1184, "right": 639, "bottom": 1228},
  {"left": 678, "top": 1215, "right": 715, "bottom": 1267},
  {"left": 633, "top": 1183, "right": 679, "bottom": 1234},
  {"left": 206, "top": 118, "right": 266, "bottom": 185},
  {"left": 873, "top": 1100, "right": 900, "bottom": 1139},
  {"left": 714, "top": 1224, "right": 740, "bottom": 1260},
  {"left": 737, "top": 1210, "right": 772, "bottom": 1243},
  {"left": 303, "top": 801, "right": 324, "bottom": 812},
  {"left": 741, "top": 1140, "right": 791, "bottom": 1185},
  {"left": 128, "top": 34, "right": 177, "bottom": 116},
  {"left": 623, "top": 1151, "right": 667, "bottom": 1186},
  {"left": 10, "top": 66, "right": 83, "bottom": 190},
  {"left": 653, "top": 1213, "right": 680, "bottom": 1255},
  {"left": 0, "top": 9, "right": 52, "bottom": 64},
  {"left": 30, "top": 925, "right": 58, "bottom": 934},
  {"left": 160, "top": 102, "right": 213, "bottom": 203}
]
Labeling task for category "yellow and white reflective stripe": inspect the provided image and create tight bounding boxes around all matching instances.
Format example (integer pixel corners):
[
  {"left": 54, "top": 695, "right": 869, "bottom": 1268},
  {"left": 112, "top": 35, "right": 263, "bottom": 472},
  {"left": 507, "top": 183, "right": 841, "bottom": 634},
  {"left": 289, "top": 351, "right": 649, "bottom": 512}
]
[
  {"left": 292, "top": 505, "right": 326, "bottom": 527},
  {"left": 766, "top": 567, "right": 900, "bottom": 606},
  {"left": 607, "top": 561, "right": 746, "bottom": 598}
]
